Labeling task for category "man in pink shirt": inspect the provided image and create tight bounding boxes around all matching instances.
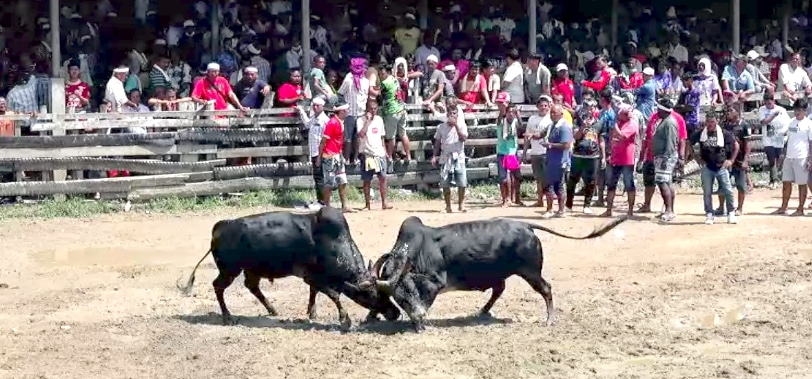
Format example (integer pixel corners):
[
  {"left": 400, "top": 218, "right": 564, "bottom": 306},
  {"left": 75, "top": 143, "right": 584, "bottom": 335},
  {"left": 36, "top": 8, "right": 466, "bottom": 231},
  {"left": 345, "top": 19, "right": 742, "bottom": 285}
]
[
  {"left": 637, "top": 101, "right": 688, "bottom": 215},
  {"left": 601, "top": 105, "right": 638, "bottom": 217}
]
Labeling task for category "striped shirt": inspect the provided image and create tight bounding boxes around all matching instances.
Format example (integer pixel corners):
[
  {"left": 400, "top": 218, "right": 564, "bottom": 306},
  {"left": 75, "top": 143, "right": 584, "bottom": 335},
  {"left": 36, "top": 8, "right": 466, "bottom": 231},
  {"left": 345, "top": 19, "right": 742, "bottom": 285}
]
[
  {"left": 306, "top": 111, "right": 330, "bottom": 157},
  {"left": 250, "top": 56, "right": 272, "bottom": 83},
  {"left": 149, "top": 66, "right": 171, "bottom": 93},
  {"left": 337, "top": 73, "right": 370, "bottom": 117},
  {"left": 7, "top": 77, "right": 40, "bottom": 113}
]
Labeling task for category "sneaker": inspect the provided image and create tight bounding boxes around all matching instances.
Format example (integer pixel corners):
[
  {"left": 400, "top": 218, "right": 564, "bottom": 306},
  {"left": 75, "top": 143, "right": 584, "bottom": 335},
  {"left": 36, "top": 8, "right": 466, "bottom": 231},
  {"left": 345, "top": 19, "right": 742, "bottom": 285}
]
[
  {"left": 727, "top": 213, "right": 738, "bottom": 224},
  {"left": 583, "top": 207, "right": 593, "bottom": 215},
  {"left": 704, "top": 213, "right": 714, "bottom": 225},
  {"left": 552, "top": 210, "right": 566, "bottom": 218}
]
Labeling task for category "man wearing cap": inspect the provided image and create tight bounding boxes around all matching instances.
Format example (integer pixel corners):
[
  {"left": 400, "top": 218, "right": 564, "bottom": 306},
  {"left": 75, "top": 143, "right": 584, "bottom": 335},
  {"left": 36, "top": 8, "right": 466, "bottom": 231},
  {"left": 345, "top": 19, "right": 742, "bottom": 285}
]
[
  {"left": 245, "top": 43, "right": 271, "bottom": 83},
  {"left": 635, "top": 67, "right": 658, "bottom": 119},
  {"left": 379, "top": 63, "right": 412, "bottom": 163},
  {"left": 502, "top": 50, "right": 525, "bottom": 104},
  {"left": 745, "top": 49, "right": 774, "bottom": 94},
  {"left": 525, "top": 53, "right": 551, "bottom": 104},
  {"left": 104, "top": 67, "right": 137, "bottom": 113},
  {"left": 317, "top": 101, "right": 355, "bottom": 213},
  {"left": 524, "top": 95, "right": 554, "bottom": 207},
  {"left": 777, "top": 52, "right": 812, "bottom": 106},
  {"left": 419, "top": 55, "right": 446, "bottom": 106},
  {"left": 441, "top": 64, "right": 457, "bottom": 97},
  {"left": 191, "top": 62, "right": 248, "bottom": 113},
  {"left": 721, "top": 54, "right": 755, "bottom": 104},
  {"left": 639, "top": 98, "right": 680, "bottom": 221},
  {"left": 298, "top": 97, "right": 330, "bottom": 205},
  {"left": 233, "top": 66, "right": 271, "bottom": 109},
  {"left": 551, "top": 63, "right": 575, "bottom": 108},
  {"left": 394, "top": 13, "right": 421, "bottom": 57}
]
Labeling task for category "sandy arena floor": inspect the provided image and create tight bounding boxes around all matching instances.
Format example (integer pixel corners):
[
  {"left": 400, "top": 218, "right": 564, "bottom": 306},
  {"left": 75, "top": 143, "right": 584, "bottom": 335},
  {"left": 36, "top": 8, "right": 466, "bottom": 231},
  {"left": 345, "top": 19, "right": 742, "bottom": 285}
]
[{"left": 0, "top": 191, "right": 810, "bottom": 379}]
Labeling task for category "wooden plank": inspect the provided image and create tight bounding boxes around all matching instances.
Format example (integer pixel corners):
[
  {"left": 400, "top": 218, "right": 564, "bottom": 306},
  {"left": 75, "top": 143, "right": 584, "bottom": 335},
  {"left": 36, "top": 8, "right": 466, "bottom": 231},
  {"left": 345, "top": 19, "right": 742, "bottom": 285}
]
[
  {"left": 31, "top": 117, "right": 300, "bottom": 132},
  {"left": 176, "top": 128, "right": 303, "bottom": 143},
  {"left": 0, "top": 173, "right": 190, "bottom": 197},
  {"left": 0, "top": 132, "right": 177, "bottom": 148},
  {"left": 212, "top": 160, "right": 439, "bottom": 180},
  {"left": 49, "top": 107, "right": 301, "bottom": 120},
  {"left": 127, "top": 168, "right": 492, "bottom": 201},
  {"left": 405, "top": 111, "right": 534, "bottom": 122},
  {"left": 0, "top": 158, "right": 225, "bottom": 173},
  {"left": 216, "top": 145, "right": 305, "bottom": 158},
  {"left": 0, "top": 144, "right": 217, "bottom": 159}
]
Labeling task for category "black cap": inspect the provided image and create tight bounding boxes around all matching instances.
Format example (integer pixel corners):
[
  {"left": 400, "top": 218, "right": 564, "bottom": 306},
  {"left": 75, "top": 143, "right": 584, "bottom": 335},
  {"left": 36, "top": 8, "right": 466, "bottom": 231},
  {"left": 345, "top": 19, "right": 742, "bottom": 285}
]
[{"left": 528, "top": 53, "right": 542, "bottom": 60}]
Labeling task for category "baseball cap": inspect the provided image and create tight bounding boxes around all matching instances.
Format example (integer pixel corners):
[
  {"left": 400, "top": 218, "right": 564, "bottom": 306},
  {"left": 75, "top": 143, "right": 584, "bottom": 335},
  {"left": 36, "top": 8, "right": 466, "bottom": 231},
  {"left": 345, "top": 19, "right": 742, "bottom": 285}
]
[{"left": 556, "top": 63, "right": 568, "bottom": 71}]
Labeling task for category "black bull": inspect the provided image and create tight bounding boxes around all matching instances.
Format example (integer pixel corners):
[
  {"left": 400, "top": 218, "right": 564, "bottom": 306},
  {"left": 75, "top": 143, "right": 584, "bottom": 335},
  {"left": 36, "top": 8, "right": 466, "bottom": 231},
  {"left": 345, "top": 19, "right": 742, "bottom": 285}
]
[
  {"left": 178, "top": 206, "right": 400, "bottom": 330},
  {"left": 360, "top": 216, "right": 628, "bottom": 331}
]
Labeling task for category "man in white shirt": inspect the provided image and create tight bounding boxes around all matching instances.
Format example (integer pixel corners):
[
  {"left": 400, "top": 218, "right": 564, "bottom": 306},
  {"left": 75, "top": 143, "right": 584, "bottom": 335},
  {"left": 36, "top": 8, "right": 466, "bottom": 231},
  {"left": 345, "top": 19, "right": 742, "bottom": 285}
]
[
  {"left": 667, "top": 34, "right": 689, "bottom": 64},
  {"left": 299, "top": 96, "right": 330, "bottom": 205},
  {"left": 778, "top": 53, "right": 812, "bottom": 105},
  {"left": 775, "top": 102, "right": 812, "bottom": 216},
  {"left": 104, "top": 66, "right": 136, "bottom": 114},
  {"left": 356, "top": 99, "right": 392, "bottom": 211},
  {"left": 523, "top": 95, "right": 553, "bottom": 207},
  {"left": 502, "top": 50, "right": 524, "bottom": 104},
  {"left": 338, "top": 59, "right": 372, "bottom": 164},
  {"left": 492, "top": 13, "right": 516, "bottom": 42},
  {"left": 758, "top": 94, "right": 791, "bottom": 188},
  {"left": 414, "top": 35, "right": 441, "bottom": 70}
]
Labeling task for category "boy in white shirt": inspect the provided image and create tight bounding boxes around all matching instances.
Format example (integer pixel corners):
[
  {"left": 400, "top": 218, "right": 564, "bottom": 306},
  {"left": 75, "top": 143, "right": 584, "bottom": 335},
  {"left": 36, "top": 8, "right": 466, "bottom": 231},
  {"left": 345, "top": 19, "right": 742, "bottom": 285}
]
[
  {"left": 523, "top": 95, "right": 553, "bottom": 207},
  {"left": 356, "top": 99, "right": 392, "bottom": 211},
  {"left": 758, "top": 94, "right": 791, "bottom": 188},
  {"left": 774, "top": 102, "right": 812, "bottom": 216}
]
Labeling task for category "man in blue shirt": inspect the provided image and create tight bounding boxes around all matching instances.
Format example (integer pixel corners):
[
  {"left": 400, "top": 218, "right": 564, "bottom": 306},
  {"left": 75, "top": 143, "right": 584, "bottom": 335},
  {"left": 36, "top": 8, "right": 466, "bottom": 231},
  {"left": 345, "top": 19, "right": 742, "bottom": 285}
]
[
  {"left": 594, "top": 91, "right": 617, "bottom": 207},
  {"left": 542, "top": 104, "right": 574, "bottom": 218},
  {"left": 635, "top": 67, "right": 657, "bottom": 119},
  {"left": 721, "top": 54, "right": 756, "bottom": 104},
  {"left": 233, "top": 66, "right": 271, "bottom": 109}
]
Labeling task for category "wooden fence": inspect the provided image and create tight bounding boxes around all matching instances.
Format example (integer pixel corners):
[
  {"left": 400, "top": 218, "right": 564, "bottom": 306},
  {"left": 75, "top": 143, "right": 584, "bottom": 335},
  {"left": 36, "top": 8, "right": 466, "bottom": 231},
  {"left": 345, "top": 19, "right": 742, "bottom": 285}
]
[{"left": 0, "top": 83, "right": 772, "bottom": 202}]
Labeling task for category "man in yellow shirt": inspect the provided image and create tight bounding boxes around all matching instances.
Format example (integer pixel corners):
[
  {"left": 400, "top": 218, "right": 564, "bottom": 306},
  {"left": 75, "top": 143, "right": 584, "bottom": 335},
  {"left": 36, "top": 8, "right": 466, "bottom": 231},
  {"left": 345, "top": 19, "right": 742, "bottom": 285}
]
[{"left": 394, "top": 13, "right": 421, "bottom": 57}]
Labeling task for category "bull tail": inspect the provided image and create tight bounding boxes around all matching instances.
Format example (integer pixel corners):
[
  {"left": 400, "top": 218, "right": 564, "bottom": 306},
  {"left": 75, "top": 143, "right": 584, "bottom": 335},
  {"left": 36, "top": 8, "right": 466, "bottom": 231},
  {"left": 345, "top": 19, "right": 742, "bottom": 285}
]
[
  {"left": 523, "top": 216, "right": 628, "bottom": 240},
  {"left": 177, "top": 249, "right": 213, "bottom": 296}
]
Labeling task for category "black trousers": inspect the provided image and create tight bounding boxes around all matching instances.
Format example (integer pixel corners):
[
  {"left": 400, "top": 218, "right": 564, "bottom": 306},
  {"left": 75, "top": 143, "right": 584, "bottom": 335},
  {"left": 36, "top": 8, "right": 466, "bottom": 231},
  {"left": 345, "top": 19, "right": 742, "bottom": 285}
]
[{"left": 311, "top": 156, "right": 324, "bottom": 201}]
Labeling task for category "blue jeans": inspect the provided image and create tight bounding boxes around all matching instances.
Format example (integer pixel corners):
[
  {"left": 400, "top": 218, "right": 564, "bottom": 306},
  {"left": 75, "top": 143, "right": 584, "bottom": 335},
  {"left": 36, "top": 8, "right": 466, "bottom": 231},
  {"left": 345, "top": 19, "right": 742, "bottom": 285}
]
[{"left": 701, "top": 167, "right": 735, "bottom": 215}]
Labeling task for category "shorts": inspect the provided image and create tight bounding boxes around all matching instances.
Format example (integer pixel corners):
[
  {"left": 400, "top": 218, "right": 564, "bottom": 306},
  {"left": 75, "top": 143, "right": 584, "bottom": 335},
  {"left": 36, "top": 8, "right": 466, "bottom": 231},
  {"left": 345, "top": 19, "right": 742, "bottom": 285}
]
[
  {"left": 496, "top": 153, "right": 520, "bottom": 182},
  {"left": 781, "top": 158, "right": 809, "bottom": 185},
  {"left": 607, "top": 165, "right": 636, "bottom": 192},
  {"left": 343, "top": 115, "right": 358, "bottom": 143},
  {"left": 383, "top": 111, "right": 407, "bottom": 140},
  {"left": 729, "top": 167, "right": 748, "bottom": 192},
  {"left": 440, "top": 160, "right": 468, "bottom": 188},
  {"left": 652, "top": 155, "right": 678, "bottom": 185},
  {"left": 570, "top": 157, "right": 599, "bottom": 182},
  {"left": 544, "top": 165, "right": 568, "bottom": 195},
  {"left": 359, "top": 154, "right": 388, "bottom": 182},
  {"left": 321, "top": 155, "right": 348, "bottom": 188},
  {"left": 531, "top": 155, "right": 546, "bottom": 181}
]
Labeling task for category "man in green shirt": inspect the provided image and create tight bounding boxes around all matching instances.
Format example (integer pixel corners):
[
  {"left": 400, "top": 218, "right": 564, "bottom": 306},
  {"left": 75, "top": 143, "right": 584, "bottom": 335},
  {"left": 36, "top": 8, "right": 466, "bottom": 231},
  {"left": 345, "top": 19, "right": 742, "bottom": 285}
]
[
  {"left": 306, "top": 55, "right": 336, "bottom": 105},
  {"left": 379, "top": 63, "right": 412, "bottom": 164}
]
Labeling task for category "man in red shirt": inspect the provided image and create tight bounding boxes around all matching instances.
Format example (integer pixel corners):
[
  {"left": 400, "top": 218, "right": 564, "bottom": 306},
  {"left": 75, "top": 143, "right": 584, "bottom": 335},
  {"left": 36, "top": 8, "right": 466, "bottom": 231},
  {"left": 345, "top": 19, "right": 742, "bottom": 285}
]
[
  {"left": 316, "top": 101, "right": 354, "bottom": 213},
  {"left": 190, "top": 62, "right": 248, "bottom": 114},
  {"left": 275, "top": 68, "right": 307, "bottom": 116},
  {"left": 581, "top": 56, "right": 612, "bottom": 93},
  {"left": 637, "top": 98, "right": 688, "bottom": 216},
  {"left": 551, "top": 63, "right": 575, "bottom": 108}
]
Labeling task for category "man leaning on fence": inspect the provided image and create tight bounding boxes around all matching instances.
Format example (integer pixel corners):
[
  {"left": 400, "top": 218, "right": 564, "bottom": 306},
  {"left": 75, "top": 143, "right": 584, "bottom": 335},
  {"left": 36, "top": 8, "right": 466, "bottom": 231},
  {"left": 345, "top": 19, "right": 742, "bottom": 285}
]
[
  {"left": 431, "top": 105, "right": 468, "bottom": 213},
  {"left": 299, "top": 96, "right": 330, "bottom": 207}
]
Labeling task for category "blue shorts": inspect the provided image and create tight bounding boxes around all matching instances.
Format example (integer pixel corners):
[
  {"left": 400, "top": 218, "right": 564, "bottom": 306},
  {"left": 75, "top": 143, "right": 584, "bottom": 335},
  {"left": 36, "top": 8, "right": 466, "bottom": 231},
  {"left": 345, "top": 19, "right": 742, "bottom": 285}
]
[
  {"left": 440, "top": 160, "right": 468, "bottom": 188},
  {"left": 544, "top": 165, "right": 568, "bottom": 195},
  {"left": 729, "top": 167, "right": 748, "bottom": 192},
  {"left": 359, "top": 154, "right": 387, "bottom": 182},
  {"left": 606, "top": 165, "right": 636, "bottom": 192}
]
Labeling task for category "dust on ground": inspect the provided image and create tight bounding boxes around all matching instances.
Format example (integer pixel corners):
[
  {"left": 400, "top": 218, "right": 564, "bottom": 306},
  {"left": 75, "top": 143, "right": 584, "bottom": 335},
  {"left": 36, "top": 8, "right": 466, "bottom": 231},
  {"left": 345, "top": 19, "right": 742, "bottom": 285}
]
[{"left": 0, "top": 191, "right": 810, "bottom": 379}]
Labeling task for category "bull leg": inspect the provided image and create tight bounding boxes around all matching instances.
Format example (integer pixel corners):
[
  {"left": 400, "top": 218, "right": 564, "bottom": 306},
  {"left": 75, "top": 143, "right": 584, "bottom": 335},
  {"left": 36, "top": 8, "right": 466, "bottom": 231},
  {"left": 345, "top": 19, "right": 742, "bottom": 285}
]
[
  {"left": 307, "top": 286, "right": 319, "bottom": 320},
  {"left": 213, "top": 270, "right": 240, "bottom": 325},
  {"left": 518, "top": 272, "right": 555, "bottom": 326},
  {"left": 319, "top": 287, "right": 352, "bottom": 332},
  {"left": 243, "top": 271, "right": 278, "bottom": 317},
  {"left": 478, "top": 280, "right": 506, "bottom": 317}
]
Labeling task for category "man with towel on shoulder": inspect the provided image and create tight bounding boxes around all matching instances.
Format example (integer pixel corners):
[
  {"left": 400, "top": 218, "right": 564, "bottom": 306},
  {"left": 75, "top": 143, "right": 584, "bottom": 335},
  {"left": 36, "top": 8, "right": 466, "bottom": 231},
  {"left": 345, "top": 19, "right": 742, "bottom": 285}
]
[
  {"left": 356, "top": 99, "right": 393, "bottom": 211},
  {"left": 689, "top": 112, "right": 738, "bottom": 225}
]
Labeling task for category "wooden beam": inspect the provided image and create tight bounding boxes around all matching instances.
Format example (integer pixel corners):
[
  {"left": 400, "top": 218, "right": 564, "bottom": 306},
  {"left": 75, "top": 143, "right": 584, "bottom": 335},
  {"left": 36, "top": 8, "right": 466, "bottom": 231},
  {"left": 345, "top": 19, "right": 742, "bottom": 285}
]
[
  {"left": 0, "top": 174, "right": 190, "bottom": 197},
  {"left": 176, "top": 128, "right": 303, "bottom": 143},
  {"left": 30, "top": 117, "right": 300, "bottom": 132},
  {"left": 216, "top": 145, "right": 305, "bottom": 158},
  {"left": 0, "top": 144, "right": 217, "bottom": 159},
  {"left": 0, "top": 132, "right": 177, "bottom": 149},
  {"left": 0, "top": 158, "right": 226, "bottom": 173},
  {"left": 127, "top": 168, "right": 492, "bottom": 201}
]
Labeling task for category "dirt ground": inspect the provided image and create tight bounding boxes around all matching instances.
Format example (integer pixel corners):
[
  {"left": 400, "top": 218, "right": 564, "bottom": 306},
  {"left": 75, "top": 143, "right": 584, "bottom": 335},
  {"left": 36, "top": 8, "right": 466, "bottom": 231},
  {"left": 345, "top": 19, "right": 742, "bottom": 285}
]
[{"left": 0, "top": 191, "right": 811, "bottom": 379}]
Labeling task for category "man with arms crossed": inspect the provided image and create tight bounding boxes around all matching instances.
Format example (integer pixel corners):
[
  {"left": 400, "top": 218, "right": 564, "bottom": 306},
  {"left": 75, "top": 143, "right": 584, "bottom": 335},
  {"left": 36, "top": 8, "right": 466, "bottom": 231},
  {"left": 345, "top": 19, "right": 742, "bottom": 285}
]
[
  {"left": 774, "top": 101, "right": 812, "bottom": 216},
  {"left": 357, "top": 99, "right": 393, "bottom": 211},
  {"left": 541, "top": 104, "right": 573, "bottom": 218},
  {"left": 431, "top": 106, "right": 469, "bottom": 213},
  {"left": 524, "top": 95, "right": 553, "bottom": 208},
  {"left": 642, "top": 98, "right": 680, "bottom": 222},
  {"left": 317, "top": 101, "right": 355, "bottom": 213},
  {"left": 601, "top": 105, "right": 638, "bottom": 217}
]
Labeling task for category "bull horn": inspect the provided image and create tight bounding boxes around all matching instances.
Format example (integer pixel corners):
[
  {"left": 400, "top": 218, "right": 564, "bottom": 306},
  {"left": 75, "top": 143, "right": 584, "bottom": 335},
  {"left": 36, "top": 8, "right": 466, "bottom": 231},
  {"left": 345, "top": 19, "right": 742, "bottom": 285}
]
[
  {"left": 371, "top": 253, "right": 391, "bottom": 279},
  {"left": 358, "top": 280, "right": 375, "bottom": 289},
  {"left": 375, "top": 260, "right": 412, "bottom": 291}
]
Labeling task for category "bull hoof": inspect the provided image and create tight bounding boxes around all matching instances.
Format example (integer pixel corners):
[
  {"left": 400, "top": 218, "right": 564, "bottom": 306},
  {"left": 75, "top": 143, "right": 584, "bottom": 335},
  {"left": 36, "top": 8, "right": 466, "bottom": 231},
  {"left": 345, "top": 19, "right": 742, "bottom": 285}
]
[
  {"left": 307, "top": 310, "right": 318, "bottom": 321},
  {"left": 362, "top": 313, "right": 379, "bottom": 324},
  {"left": 477, "top": 311, "right": 493, "bottom": 319},
  {"left": 222, "top": 315, "right": 237, "bottom": 326},
  {"left": 339, "top": 318, "right": 353, "bottom": 333},
  {"left": 268, "top": 309, "right": 279, "bottom": 317},
  {"left": 412, "top": 323, "right": 426, "bottom": 333}
]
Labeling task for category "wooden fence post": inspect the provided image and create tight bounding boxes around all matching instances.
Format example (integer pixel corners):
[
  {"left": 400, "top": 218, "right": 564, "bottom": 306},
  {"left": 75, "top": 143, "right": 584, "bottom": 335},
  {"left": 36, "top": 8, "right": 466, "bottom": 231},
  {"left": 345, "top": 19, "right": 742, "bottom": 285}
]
[{"left": 49, "top": 79, "right": 67, "bottom": 199}]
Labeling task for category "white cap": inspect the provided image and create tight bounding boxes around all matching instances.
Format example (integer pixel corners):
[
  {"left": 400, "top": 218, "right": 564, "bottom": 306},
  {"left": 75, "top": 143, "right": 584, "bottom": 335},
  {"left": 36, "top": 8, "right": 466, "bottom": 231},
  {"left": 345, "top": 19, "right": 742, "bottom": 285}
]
[
  {"left": 426, "top": 55, "right": 439, "bottom": 63},
  {"left": 746, "top": 50, "right": 760, "bottom": 60},
  {"left": 312, "top": 97, "right": 326, "bottom": 106},
  {"left": 207, "top": 62, "right": 221, "bottom": 71},
  {"left": 642, "top": 67, "right": 655, "bottom": 76},
  {"left": 404, "top": 13, "right": 416, "bottom": 20},
  {"left": 154, "top": 39, "right": 167, "bottom": 46},
  {"left": 107, "top": 11, "right": 117, "bottom": 17},
  {"left": 244, "top": 66, "right": 258, "bottom": 74},
  {"left": 334, "top": 103, "right": 350, "bottom": 111},
  {"left": 70, "top": 13, "right": 81, "bottom": 19},
  {"left": 556, "top": 63, "right": 568, "bottom": 71},
  {"left": 113, "top": 67, "right": 129, "bottom": 74},
  {"left": 443, "top": 65, "right": 456, "bottom": 71},
  {"left": 183, "top": 20, "right": 195, "bottom": 27}
]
